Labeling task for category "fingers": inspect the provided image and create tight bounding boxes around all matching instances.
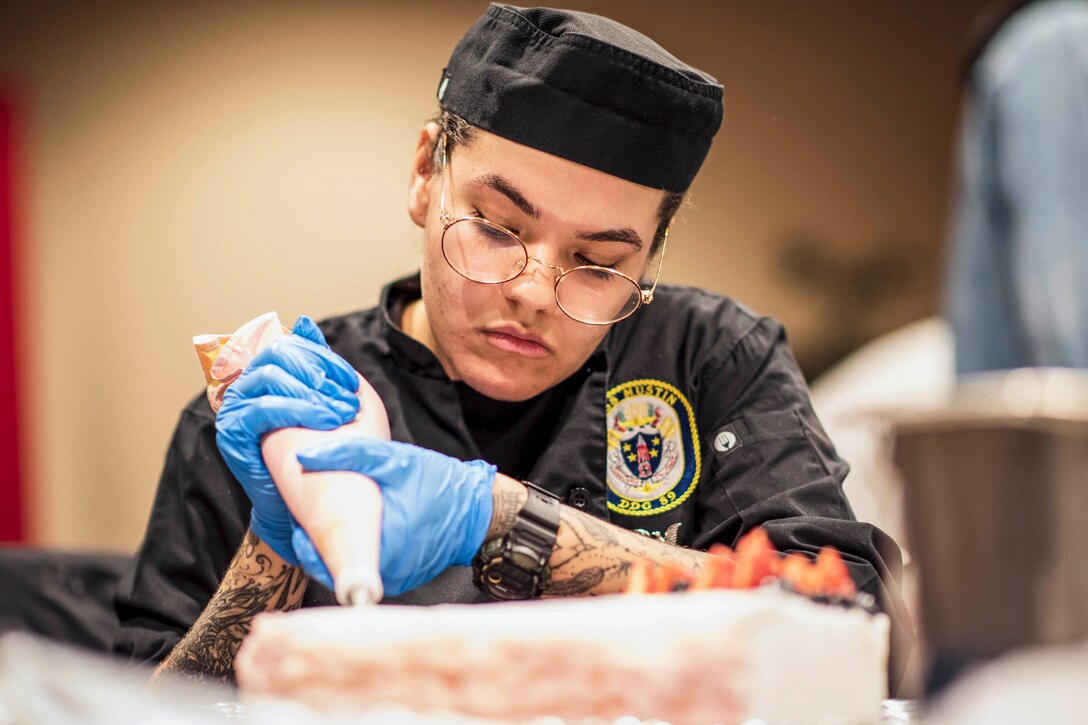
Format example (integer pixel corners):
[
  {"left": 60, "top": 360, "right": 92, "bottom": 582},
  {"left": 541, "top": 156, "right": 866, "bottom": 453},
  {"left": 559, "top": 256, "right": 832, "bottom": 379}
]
[
  {"left": 230, "top": 364, "right": 359, "bottom": 421},
  {"left": 219, "top": 394, "right": 348, "bottom": 435},
  {"left": 250, "top": 334, "right": 360, "bottom": 395},
  {"left": 295, "top": 437, "right": 408, "bottom": 476},
  {"left": 291, "top": 315, "right": 328, "bottom": 349}
]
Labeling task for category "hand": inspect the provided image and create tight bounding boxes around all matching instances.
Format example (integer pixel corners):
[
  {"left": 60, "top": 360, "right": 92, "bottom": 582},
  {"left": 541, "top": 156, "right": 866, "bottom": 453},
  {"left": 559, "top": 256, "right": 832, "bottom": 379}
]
[
  {"left": 215, "top": 316, "right": 360, "bottom": 564},
  {"left": 295, "top": 438, "right": 495, "bottom": 597}
]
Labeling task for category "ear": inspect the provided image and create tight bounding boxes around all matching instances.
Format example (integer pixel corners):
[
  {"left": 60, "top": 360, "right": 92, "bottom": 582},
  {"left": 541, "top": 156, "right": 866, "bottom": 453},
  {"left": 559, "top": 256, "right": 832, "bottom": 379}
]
[{"left": 407, "top": 122, "right": 441, "bottom": 228}]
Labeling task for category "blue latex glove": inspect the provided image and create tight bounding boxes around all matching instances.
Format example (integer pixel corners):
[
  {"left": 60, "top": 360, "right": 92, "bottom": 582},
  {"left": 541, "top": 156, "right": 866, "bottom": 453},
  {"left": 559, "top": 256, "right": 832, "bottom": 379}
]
[
  {"left": 294, "top": 438, "right": 496, "bottom": 597},
  {"left": 215, "top": 316, "right": 360, "bottom": 564}
]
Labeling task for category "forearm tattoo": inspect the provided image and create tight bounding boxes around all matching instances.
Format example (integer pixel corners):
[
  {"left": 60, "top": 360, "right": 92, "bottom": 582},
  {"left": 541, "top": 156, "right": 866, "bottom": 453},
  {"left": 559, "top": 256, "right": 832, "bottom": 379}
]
[
  {"left": 155, "top": 530, "right": 307, "bottom": 685},
  {"left": 486, "top": 487, "right": 529, "bottom": 540},
  {"left": 544, "top": 505, "right": 705, "bottom": 597}
]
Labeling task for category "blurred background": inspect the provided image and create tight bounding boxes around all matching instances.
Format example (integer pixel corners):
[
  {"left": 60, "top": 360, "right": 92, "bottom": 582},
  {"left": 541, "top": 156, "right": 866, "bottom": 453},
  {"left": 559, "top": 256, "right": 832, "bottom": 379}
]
[{"left": 0, "top": 0, "right": 992, "bottom": 552}]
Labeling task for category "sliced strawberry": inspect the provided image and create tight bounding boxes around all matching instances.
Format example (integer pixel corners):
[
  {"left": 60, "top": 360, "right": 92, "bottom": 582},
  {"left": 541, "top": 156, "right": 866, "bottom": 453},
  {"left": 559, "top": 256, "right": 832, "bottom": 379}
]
[
  {"left": 815, "top": 547, "right": 856, "bottom": 598},
  {"left": 687, "top": 544, "right": 731, "bottom": 590},
  {"left": 777, "top": 553, "right": 812, "bottom": 591},
  {"left": 733, "top": 527, "right": 778, "bottom": 588}
]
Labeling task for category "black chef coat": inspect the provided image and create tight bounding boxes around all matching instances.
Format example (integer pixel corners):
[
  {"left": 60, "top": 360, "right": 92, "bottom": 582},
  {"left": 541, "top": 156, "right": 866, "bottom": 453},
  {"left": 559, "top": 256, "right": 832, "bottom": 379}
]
[{"left": 113, "top": 274, "right": 912, "bottom": 686}]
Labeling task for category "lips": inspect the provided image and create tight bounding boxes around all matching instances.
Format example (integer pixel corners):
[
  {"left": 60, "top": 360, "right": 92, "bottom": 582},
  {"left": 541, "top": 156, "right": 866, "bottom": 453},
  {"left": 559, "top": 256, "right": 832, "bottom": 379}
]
[{"left": 482, "top": 325, "right": 551, "bottom": 358}]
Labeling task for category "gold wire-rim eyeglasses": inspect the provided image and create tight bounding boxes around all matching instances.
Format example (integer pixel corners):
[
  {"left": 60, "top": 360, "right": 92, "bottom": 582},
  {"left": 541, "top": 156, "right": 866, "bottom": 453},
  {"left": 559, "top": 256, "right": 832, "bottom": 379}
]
[{"left": 436, "top": 134, "right": 668, "bottom": 326}]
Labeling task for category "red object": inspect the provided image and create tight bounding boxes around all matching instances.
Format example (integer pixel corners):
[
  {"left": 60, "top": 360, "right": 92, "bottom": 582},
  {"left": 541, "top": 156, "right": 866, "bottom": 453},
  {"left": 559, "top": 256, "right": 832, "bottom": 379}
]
[
  {"left": 0, "top": 92, "right": 25, "bottom": 541},
  {"left": 815, "top": 547, "right": 857, "bottom": 598},
  {"left": 732, "top": 527, "right": 779, "bottom": 589},
  {"left": 690, "top": 543, "right": 737, "bottom": 590},
  {"left": 623, "top": 527, "right": 860, "bottom": 601}
]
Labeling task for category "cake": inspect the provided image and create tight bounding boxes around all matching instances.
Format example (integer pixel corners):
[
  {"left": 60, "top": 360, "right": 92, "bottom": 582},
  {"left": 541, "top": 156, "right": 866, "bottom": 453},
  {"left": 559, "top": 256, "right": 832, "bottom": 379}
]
[{"left": 235, "top": 587, "right": 889, "bottom": 724}]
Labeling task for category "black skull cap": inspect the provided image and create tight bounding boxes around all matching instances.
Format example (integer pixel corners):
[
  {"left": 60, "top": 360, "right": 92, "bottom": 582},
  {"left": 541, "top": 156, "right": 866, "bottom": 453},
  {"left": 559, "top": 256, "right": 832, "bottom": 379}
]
[{"left": 438, "top": 4, "right": 723, "bottom": 193}]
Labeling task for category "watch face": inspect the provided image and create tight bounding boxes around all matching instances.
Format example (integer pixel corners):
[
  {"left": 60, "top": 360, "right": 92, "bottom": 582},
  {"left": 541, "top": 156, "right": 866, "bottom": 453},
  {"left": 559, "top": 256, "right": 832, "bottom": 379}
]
[
  {"left": 509, "top": 546, "right": 543, "bottom": 572},
  {"left": 475, "top": 544, "right": 546, "bottom": 599},
  {"left": 480, "top": 560, "right": 538, "bottom": 600}
]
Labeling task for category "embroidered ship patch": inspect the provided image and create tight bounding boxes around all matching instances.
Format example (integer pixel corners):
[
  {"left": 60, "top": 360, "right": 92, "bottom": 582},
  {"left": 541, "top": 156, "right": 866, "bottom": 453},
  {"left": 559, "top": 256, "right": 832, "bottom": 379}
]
[{"left": 605, "top": 379, "right": 700, "bottom": 516}]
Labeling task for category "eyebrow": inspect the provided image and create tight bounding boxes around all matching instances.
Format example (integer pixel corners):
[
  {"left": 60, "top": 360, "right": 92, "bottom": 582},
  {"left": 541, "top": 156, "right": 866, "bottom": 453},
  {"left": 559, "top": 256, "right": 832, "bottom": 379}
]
[
  {"left": 476, "top": 174, "right": 540, "bottom": 220},
  {"left": 472, "top": 173, "right": 645, "bottom": 251},
  {"left": 575, "top": 228, "right": 644, "bottom": 251}
]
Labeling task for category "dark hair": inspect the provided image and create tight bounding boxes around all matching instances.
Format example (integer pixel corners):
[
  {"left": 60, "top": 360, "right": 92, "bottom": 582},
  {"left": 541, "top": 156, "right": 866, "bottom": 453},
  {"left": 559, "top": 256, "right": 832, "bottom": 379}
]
[{"left": 431, "top": 108, "right": 683, "bottom": 257}]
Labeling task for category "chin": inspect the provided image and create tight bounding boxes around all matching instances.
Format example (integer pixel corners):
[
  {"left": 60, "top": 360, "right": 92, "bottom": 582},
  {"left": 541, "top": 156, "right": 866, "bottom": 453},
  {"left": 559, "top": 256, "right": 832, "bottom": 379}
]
[{"left": 459, "top": 362, "right": 553, "bottom": 402}]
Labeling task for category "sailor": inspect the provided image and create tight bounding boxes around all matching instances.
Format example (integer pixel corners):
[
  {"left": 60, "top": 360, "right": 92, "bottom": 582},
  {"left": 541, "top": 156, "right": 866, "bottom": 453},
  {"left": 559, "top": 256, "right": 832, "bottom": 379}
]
[{"left": 116, "top": 3, "right": 911, "bottom": 688}]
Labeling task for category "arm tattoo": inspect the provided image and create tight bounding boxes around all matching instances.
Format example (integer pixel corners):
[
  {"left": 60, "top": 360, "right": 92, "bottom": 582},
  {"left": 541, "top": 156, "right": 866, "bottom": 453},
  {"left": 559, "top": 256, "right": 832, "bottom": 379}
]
[
  {"left": 480, "top": 475, "right": 703, "bottom": 598},
  {"left": 544, "top": 505, "right": 705, "bottom": 597},
  {"left": 546, "top": 567, "right": 606, "bottom": 596},
  {"left": 486, "top": 488, "right": 529, "bottom": 540},
  {"left": 155, "top": 530, "right": 307, "bottom": 685}
]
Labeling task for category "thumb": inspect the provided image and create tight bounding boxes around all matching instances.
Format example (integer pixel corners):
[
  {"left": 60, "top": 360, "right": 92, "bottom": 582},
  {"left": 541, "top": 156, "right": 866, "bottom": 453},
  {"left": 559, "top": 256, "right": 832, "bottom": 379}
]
[
  {"left": 292, "top": 315, "right": 329, "bottom": 349},
  {"left": 296, "top": 437, "right": 404, "bottom": 478}
]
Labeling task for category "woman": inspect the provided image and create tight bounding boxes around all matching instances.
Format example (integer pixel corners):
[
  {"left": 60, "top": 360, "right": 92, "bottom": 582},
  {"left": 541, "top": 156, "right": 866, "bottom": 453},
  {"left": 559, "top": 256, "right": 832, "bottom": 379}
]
[{"left": 117, "top": 3, "right": 912, "bottom": 689}]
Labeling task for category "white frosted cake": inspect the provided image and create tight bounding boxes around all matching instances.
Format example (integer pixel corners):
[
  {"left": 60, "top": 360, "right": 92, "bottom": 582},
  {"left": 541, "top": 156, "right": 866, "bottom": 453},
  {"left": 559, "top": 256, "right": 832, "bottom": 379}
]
[{"left": 236, "top": 588, "right": 889, "bottom": 724}]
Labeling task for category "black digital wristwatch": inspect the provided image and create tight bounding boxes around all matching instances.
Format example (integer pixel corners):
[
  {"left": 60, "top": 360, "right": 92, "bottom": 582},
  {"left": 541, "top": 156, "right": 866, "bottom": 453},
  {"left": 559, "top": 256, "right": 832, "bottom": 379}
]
[{"left": 473, "top": 480, "right": 561, "bottom": 600}]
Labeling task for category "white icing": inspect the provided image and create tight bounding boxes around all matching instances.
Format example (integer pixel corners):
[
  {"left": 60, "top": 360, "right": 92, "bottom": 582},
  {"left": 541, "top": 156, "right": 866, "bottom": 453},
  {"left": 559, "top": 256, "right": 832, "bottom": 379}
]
[{"left": 237, "top": 587, "right": 888, "bottom": 725}]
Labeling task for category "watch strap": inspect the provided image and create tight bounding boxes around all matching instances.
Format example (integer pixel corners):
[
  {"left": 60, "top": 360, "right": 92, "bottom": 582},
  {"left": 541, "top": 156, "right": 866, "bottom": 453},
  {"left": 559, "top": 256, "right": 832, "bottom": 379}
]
[{"left": 473, "top": 481, "right": 560, "bottom": 600}]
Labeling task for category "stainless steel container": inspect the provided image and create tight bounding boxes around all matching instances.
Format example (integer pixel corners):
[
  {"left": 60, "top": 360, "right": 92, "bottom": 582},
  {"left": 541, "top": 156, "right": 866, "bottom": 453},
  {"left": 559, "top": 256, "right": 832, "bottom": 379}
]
[{"left": 891, "top": 369, "right": 1088, "bottom": 688}]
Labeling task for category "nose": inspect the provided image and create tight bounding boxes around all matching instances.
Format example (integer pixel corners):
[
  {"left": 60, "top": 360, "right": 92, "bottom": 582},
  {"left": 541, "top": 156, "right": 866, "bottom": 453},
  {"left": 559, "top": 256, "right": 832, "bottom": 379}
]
[
  {"left": 525, "top": 255, "right": 563, "bottom": 280},
  {"left": 503, "top": 255, "right": 560, "bottom": 312}
]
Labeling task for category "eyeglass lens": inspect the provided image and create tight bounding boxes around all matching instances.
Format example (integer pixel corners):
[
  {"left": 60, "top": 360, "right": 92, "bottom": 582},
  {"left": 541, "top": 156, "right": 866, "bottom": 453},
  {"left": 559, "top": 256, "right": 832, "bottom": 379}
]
[{"left": 441, "top": 218, "right": 641, "bottom": 324}]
